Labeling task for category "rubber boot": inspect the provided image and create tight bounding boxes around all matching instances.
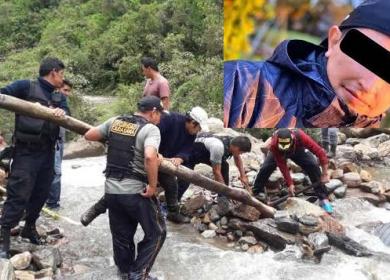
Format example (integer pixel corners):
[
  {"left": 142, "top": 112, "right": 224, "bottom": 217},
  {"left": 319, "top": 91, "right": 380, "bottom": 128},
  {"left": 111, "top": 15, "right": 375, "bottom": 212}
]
[
  {"left": 327, "top": 144, "right": 337, "bottom": 158},
  {"left": 0, "top": 227, "right": 11, "bottom": 259},
  {"left": 20, "top": 223, "right": 43, "bottom": 245},
  {"left": 167, "top": 206, "right": 190, "bottom": 224},
  {"left": 80, "top": 196, "right": 107, "bottom": 226},
  {"left": 321, "top": 141, "right": 329, "bottom": 153}
]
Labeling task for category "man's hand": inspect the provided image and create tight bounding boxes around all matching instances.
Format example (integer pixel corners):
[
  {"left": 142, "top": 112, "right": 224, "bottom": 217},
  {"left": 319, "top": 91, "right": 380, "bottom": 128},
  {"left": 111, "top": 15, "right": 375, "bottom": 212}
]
[
  {"left": 321, "top": 173, "right": 330, "bottom": 184},
  {"left": 141, "top": 184, "right": 157, "bottom": 198},
  {"left": 239, "top": 175, "right": 251, "bottom": 193},
  {"left": 170, "top": 157, "right": 183, "bottom": 166},
  {"left": 52, "top": 108, "right": 65, "bottom": 117},
  {"left": 288, "top": 184, "right": 295, "bottom": 197}
]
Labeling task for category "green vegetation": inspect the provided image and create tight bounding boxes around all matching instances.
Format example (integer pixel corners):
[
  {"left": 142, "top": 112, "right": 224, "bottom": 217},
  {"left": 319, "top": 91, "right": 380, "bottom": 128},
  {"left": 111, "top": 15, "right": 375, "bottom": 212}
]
[{"left": 0, "top": 0, "right": 222, "bottom": 140}]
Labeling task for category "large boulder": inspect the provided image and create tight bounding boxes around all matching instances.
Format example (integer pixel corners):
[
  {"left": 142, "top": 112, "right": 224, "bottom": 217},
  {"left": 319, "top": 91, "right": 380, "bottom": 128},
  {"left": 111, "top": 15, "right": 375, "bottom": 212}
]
[
  {"left": 346, "top": 188, "right": 386, "bottom": 206},
  {"left": 0, "top": 259, "right": 15, "bottom": 280},
  {"left": 378, "top": 140, "right": 390, "bottom": 157},
  {"left": 353, "top": 144, "right": 379, "bottom": 160},
  {"left": 342, "top": 172, "right": 362, "bottom": 188},
  {"left": 184, "top": 194, "right": 209, "bottom": 213},
  {"left": 283, "top": 198, "right": 325, "bottom": 218},
  {"left": 32, "top": 247, "right": 62, "bottom": 272},
  {"left": 63, "top": 137, "right": 105, "bottom": 159},
  {"left": 10, "top": 252, "right": 32, "bottom": 270},
  {"left": 336, "top": 145, "right": 357, "bottom": 161},
  {"left": 363, "top": 133, "right": 390, "bottom": 148},
  {"left": 231, "top": 203, "right": 261, "bottom": 222}
]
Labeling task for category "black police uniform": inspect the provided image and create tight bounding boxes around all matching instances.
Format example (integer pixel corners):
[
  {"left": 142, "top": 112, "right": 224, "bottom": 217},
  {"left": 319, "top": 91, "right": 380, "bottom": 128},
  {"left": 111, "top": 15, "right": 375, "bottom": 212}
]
[{"left": 104, "top": 115, "right": 166, "bottom": 278}]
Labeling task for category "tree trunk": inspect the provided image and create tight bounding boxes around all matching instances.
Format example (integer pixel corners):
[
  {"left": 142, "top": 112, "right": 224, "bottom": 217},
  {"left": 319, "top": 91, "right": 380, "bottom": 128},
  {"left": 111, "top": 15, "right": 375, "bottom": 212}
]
[
  {"left": 0, "top": 94, "right": 276, "bottom": 218},
  {"left": 340, "top": 128, "right": 390, "bottom": 138}
]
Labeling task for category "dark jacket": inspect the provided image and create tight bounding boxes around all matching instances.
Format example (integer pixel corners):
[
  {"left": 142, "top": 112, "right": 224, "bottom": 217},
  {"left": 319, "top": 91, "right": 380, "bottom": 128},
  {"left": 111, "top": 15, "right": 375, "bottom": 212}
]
[
  {"left": 158, "top": 112, "right": 195, "bottom": 162},
  {"left": 224, "top": 40, "right": 382, "bottom": 128}
]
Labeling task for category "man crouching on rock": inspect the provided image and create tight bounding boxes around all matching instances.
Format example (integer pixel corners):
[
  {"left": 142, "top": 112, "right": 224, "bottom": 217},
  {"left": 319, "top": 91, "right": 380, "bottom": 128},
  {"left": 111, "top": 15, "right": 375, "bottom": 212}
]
[
  {"left": 84, "top": 96, "right": 166, "bottom": 280},
  {"left": 253, "top": 129, "right": 333, "bottom": 214}
]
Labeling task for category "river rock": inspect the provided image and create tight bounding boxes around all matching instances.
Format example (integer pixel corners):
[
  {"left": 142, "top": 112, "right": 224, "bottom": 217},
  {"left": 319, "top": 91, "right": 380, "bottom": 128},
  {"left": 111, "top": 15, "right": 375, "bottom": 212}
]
[
  {"left": 63, "top": 137, "right": 105, "bottom": 159},
  {"left": 247, "top": 244, "right": 264, "bottom": 254},
  {"left": 363, "top": 133, "right": 390, "bottom": 148},
  {"left": 325, "top": 179, "right": 343, "bottom": 193},
  {"left": 298, "top": 215, "right": 318, "bottom": 226},
  {"left": 238, "top": 236, "right": 257, "bottom": 246},
  {"left": 288, "top": 161, "right": 302, "bottom": 173},
  {"left": 331, "top": 169, "right": 344, "bottom": 180},
  {"left": 283, "top": 198, "right": 325, "bottom": 218},
  {"left": 208, "top": 223, "right": 218, "bottom": 231},
  {"left": 201, "top": 230, "right": 216, "bottom": 239},
  {"left": 342, "top": 172, "right": 361, "bottom": 188},
  {"left": 240, "top": 243, "right": 249, "bottom": 251},
  {"left": 378, "top": 140, "right": 390, "bottom": 157},
  {"left": 184, "top": 194, "right": 208, "bottom": 213},
  {"left": 292, "top": 173, "right": 305, "bottom": 184},
  {"left": 374, "top": 223, "right": 390, "bottom": 246},
  {"left": 0, "top": 259, "right": 15, "bottom": 280},
  {"left": 353, "top": 143, "right": 379, "bottom": 160},
  {"left": 32, "top": 247, "right": 62, "bottom": 272},
  {"left": 339, "top": 161, "right": 358, "bottom": 173},
  {"left": 227, "top": 232, "right": 235, "bottom": 242},
  {"left": 327, "top": 232, "right": 372, "bottom": 257},
  {"left": 245, "top": 219, "right": 296, "bottom": 250},
  {"left": 14, "top": 270, "right": 34, "bottom": 280},
  {"left": 345, "top": 138, "right": 361, "bottom": 146},
  {"left": 346, "top": 188, "right": 386, "bottom": 206},
  {"left": 266, "top": 171, "right": 283, "bottom": 189},
  {"left": 359, "top": 170, "right": 372, "bottom": 182},
  {"left": 359, "top": 181, "right": 384, "bottom": 194},
  {"left": 231, "top": 203, "right": 260, "bottom": 222},
  {"left": 35, "top": 267, "right": 53, "bottom": 278},
  {"left": 336, "top": 145, "right": 357, "bottom": 160},
  {"left": 10, "top": 251, "right": 32, "bottom": 270},
  {"left": 275, "top": 216, "right": 299, "bottom": 234},
  {"left": 308, "top": 232, "right": 329, "bottom": 249},
  {"left": 334, "top": 185, "right": 347, "bottom": 198}
]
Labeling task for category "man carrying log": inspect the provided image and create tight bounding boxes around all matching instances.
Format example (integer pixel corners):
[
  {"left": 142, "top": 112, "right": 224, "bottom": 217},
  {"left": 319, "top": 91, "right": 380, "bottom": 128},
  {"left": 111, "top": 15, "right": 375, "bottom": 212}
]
[
  {"left": 177, "top": 133, "right": 252, "bottom": 203},
  {"left": 83, "top": 96, "right": 166, "bottom": 280},
  {"left": 252, "top": 129, "right": 333, "bottom": 214},
  {"left": 0, "top": 57, "right": 69, "bottom": 258},
  {"left": 80, "top": 106, "right": 210, "bottom": 225}
]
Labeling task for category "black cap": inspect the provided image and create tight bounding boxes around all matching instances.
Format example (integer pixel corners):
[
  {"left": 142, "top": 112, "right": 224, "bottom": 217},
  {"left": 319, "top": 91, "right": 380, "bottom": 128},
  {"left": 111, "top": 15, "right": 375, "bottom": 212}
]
[
  {"left": 137, "top": 96, "right": 164, "bottom": 112},
  {"left": 339, "top": 0, "right": 390, "bottom": 36},
  {"left": 321, "top": 0, "right": 390, "bottom": 47}
]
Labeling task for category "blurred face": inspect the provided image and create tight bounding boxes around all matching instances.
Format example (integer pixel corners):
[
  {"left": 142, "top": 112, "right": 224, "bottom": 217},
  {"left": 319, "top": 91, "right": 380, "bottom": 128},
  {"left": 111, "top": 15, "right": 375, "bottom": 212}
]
[
  {"left": 326, "top": 26, "right": 390, "bottom": 117},
  {"left": 185, "top": 120, "right": 201, "bottom": 135},
  {"left": 229, "top": 145, "right": 242, "bottom": 157},
  {"left": 50, "top": 69, "right": 65, "bottom": 88},
  {"left": 59, "top": 84, "right": 71, "bottom": 97},
  {"left": 150, "top": 110, "right": 162, "bottom": 125},
  {"left": 142, "top": 65, "right": 152, "bottom": 79}
]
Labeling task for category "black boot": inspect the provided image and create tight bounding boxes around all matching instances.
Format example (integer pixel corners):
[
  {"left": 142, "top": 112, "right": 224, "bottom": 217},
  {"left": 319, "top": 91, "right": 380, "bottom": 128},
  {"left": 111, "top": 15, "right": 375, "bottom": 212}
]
[
  {"left": 167, "top": 206, "right": 190, "bottom": 224},
  {"left": 80, "top": 196, "right": 107, "bottom": 226},
  {"left": 20, "top": 223, "right": 43, "bottom": 245},
  {"left": 0, "top": 227, "right": 11, "bottom": 259}
]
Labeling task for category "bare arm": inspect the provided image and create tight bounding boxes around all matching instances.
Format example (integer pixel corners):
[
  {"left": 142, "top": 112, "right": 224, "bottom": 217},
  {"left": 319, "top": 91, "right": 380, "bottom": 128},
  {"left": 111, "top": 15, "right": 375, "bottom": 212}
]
[
  {"left": 212, "top": 164, "right": 226, "bottom": 185},
  {"left": 144, "top": 146, "right": 159, "bottom": 195},
  {"left": 161, "top": 96, "right": 170, "bottom": 110},
  {"left": 84, "top": 127, "right": 104, "bottom": 141}
]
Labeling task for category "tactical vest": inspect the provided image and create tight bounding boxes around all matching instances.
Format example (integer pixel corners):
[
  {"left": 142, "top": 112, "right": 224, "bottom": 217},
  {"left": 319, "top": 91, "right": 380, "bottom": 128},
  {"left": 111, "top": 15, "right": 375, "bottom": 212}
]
[
  {"left": 196, "top": 132, "right": 233, "bottom": 161},
  {"left": 105, "top": 115, "right": 148, "bottom": 182},
  {"left": 14, "top": 81, "right": 60, "bottom": 144}
]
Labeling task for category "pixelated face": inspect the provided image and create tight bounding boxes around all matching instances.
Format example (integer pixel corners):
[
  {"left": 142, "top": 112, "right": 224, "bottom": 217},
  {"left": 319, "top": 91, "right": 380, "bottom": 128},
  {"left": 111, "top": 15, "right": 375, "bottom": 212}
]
[
  {"left": 186, "top": 121, "right": 201, "bottom": 135},
  {"left": 51, "top": 69, "right": 65, "bottom": 88},
  {"left": 151, "top": 110, "right": 162, "bottom": 125},
  {"left": 142, "top": 65, "right": 152, "bottom": 79},
  {"left": 60, "top": 84, "right": 71, "bottom": 96},
  {"left": 326, "top": 26, "right": 390, "bottom": 117}
]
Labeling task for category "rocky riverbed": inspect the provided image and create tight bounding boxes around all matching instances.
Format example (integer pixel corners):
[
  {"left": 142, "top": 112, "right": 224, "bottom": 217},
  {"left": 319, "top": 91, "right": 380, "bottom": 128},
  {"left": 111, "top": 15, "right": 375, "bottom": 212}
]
[{"left": 1, "top": 128, "right": 390, "bottom": 279}]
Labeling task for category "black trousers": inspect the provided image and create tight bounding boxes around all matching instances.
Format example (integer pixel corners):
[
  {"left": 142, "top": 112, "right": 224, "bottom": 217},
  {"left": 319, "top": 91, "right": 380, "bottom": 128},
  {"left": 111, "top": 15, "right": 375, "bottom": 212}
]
[
  {"left": 177, "top": 143, "right": 229, "bottom": 201},
  {"left": 158, "top": 172, "right": 180, "bottom": 211},
  {"left": 253, "top": 149, "right": 328, "bottom": 200},
  {"left": 106, "top": 193, "right": 166, "bottom": 275},
  {"left": 1, "top": 143, "right": 55, "bottom": 228}
]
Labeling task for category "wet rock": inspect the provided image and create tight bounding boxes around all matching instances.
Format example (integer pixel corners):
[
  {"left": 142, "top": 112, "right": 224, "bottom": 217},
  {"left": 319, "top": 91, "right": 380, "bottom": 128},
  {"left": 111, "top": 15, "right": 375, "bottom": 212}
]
[
  {"left": 10, "top": 252, "right": 32, "bottom": 270},
  {"left": 209, "top": 206, "right": 220, "bottom": 222},
  {"left": 334, "top": 185, "right": 347, "bottom": 198},
  {"left": 63, "top": 137, "right": 105, "bottom": 160},
  {"left": 184, "top": 194, "right": 208, "bottom": 213},
  {"left": 245, "top": 219, "right": 296, "bottom": 250},
  {"left": 308, "top": 232, "right": 329, "bottom": 249},
  {"left": 208, "top": 223, "right": 218, "bottom": 231},
  {"left": 0, "top": 259, "right": 15, "bottom": 280},
  {"left": 32, "top": 247, "right": 62, "bottom": 272},
  {"left": 298, "top": 215, "right": 318, "bottom": 226},
  {"left": 227, "top": 218, "right": 244, "bottom": 230},
  {"left": 325, "top": 179, "right": 343, "bottom": 193},
  {"left": 240, "top": 243, "right": 249, "bottom": 251},
  {"left": 378, "top": 140, "right": 390, "bottom": 157},
  {"left": 283, "top": 198, "right": 325, "bottom": 218},
  {"left": 201, "top": 230, "right": 216, "bottom": 239},
  {"left": 194, "top": 221, "right": 208, "bottom": 233},
  {"left": 331, "top": 169, "right": 344, "bottom": 180},
  {"left": 374, "top": 223, "right": 390, "bottom": 246},
  {"left": 346, "top": 188, "right": 386, "bottom": 206},
  {"left": 238, "top": 236, "right": 257, "bottom": 246},
  {"left": 339, "top": 161, "right": 358, "bottom": 173},
  {"left": 359, "top": 170, "right": 372, "bottom": 182},
  {"left": 220, "top": 216, "right": 228, "bottom": 226},
  {"left": 275, "top": 217, "right": 299, "bottom": 234},
  {"left": 336, "top": 145, "right": 357, "bottom": 161},
  {"left": 360, "top": 181, "right": 384, "bottom": 194},
  {"left": 292, "top": 173, "right": 305, "bottom": 184},
  {"left": 342, "top": 172, "right": 362, "bottom": 188},
  {"left": 247, "top": 244, "right": 264, "bottom": 254},
  {"left": 14, "top": 270, "right": 34, "bottom": 280},
  {"left": 327, "top": 232, "right": 372, "bottom": 257},
  {"left": 231, "top": 203, "right": 260, "bottom": 222},
  {"left": 216, "top": 197, "right": 234, "bottom": 216},
  {"left": 35, "top": 267, "right": 53, "bottom": 278},
  {"left": 234, "top": 230, "right": 243, "bottom": 239}
]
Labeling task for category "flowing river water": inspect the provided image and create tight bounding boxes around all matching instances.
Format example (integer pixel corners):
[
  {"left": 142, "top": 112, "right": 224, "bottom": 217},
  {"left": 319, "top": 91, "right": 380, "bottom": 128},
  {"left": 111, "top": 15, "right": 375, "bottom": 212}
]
[{"left": 53, "top": 156, "right": 390, "bottom": 280}]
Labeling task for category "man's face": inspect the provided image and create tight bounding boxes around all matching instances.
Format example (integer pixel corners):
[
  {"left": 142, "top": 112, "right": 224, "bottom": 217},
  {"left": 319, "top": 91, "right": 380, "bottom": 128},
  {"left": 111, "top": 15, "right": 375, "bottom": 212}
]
[
  {"left": 326, "top": 26, "right": 390, "bottom": 117},
  {"left": 185, "top": 121, "right": 201, "bottom": 135},
  {"left": 51, "top": 69, "right": 65, "bottom": 88},
  {"left": 59, "top": 84, "right": 71, "bottom": 97},
  {"left": 229, "top": 145, "right": 242, "bottom": 157},
  {"left": 150, "top": 110, "right": 161, "bottom": 125},
  {"left": 142, "top": 65, "right": 152, "bottom": 79}
]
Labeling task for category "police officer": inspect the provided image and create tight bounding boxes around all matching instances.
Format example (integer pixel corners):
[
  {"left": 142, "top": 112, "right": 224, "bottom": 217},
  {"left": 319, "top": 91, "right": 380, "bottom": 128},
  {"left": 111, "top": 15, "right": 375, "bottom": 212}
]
[
  {"left": 84, "top": 96, "right": 166, "bottom": 280},
  {"left": 177, "top": 133, "right": 252, "bottom": 201},
  {"left": 0, "top": 57, "right": 68, "bottom": 258}
]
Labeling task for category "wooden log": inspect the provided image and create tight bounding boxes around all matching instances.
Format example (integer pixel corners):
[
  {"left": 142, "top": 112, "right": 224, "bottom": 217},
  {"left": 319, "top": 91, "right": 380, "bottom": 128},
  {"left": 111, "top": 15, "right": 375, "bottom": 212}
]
[{"left": 0, "top": 94, "right": 277, "bottom": 218}]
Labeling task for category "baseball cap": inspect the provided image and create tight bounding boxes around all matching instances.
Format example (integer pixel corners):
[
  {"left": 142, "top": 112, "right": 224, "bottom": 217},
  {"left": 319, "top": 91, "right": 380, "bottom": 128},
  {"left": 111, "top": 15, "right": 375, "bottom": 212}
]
[
  {"left": 187, "top": 106, "right": 209, "bottom": 132},
  {"left": 137, "top": 96, "right": 164, "bottom": 112}
]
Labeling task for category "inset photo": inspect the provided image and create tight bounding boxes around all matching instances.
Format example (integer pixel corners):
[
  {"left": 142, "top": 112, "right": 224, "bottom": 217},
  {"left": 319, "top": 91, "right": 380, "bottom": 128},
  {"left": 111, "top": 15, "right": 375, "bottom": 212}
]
[{"left": 224, "top": 0, "right": 390, "bottom": 128}]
